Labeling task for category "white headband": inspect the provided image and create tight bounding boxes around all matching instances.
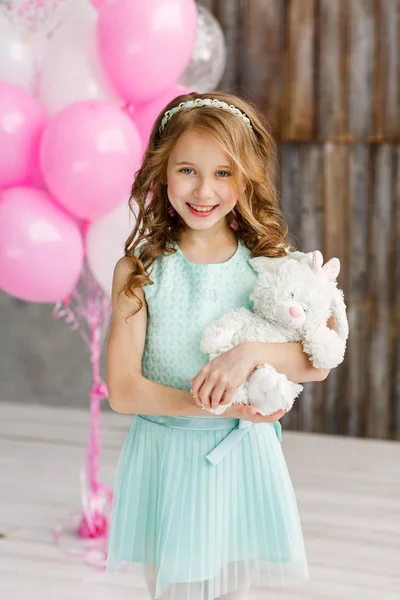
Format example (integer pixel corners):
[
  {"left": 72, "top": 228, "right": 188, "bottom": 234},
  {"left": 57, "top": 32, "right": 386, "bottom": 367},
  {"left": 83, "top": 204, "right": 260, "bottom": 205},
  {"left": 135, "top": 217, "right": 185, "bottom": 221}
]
[{"left": 159, "top": 98, "right": 253, "bottom": 135}]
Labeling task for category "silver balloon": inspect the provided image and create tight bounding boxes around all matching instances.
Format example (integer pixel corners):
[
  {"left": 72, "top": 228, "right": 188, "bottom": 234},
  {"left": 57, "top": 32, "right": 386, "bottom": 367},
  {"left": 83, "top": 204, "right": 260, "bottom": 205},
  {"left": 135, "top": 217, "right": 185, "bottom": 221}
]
[{"left": 179, "top": 4, "right": 226, "bottom": 93}]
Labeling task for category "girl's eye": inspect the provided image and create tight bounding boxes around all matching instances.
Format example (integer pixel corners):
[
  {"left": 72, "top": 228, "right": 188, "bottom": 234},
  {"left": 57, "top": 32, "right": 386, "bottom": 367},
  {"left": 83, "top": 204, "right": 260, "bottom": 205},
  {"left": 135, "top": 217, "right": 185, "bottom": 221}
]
[
  {"left": 179, "top": 167, "right": 195, "bottom": 175},
  {"left": 216, "top": 170, "right": 231, "bottom": 178}
]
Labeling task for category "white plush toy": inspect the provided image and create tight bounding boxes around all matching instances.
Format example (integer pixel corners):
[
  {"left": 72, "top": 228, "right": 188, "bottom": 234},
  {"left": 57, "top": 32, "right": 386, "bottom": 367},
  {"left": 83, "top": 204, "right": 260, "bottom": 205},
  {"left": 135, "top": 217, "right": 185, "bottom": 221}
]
[{"left": 200, "top": 250, "right": 349, "bottom": 416}]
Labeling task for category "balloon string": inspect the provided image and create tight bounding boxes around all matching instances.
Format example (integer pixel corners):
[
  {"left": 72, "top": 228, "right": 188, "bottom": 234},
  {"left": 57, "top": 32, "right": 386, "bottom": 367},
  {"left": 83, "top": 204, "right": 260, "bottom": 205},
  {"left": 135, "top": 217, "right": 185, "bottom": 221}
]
[{"left": 53, "top": 263, "right": 113, "bottom": 566}]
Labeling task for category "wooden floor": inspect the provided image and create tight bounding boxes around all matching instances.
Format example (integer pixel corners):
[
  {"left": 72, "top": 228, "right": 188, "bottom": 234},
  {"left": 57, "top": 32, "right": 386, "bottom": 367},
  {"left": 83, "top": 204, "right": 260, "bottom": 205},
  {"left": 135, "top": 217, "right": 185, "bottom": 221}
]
[{"left": 0, "top": 402, "right": 399, "bottom": 600}]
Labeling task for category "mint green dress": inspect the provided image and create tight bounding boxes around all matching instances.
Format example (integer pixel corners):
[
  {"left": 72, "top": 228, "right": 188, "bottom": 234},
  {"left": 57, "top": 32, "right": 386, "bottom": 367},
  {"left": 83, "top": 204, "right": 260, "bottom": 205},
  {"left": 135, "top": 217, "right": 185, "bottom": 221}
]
[{"left": 106, "top": 240, "right": 309, "bottom": 599}]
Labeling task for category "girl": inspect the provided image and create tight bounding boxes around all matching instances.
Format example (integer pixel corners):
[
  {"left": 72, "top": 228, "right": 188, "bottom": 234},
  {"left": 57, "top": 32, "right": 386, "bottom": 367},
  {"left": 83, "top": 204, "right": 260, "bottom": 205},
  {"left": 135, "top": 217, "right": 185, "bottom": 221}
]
[{"left": 106, "top": 92, "right": 327, "bottom": 599}]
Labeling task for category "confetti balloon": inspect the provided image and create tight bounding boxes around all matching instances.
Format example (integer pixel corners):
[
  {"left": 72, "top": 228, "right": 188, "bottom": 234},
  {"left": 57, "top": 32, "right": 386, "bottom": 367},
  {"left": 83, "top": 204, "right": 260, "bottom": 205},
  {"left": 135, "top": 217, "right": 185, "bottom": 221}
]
[
  {"left": 179, "top": 4, "right": 226, "bottom": 93},
  {"left": 0, "top": 0, "right": 67, "bottom": 35}
]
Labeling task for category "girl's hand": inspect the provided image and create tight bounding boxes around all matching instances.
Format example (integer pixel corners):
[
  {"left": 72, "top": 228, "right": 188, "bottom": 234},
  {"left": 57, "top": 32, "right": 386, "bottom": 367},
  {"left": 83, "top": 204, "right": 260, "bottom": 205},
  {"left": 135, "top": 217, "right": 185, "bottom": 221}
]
[
  {"left": 225, "top": 404, "right": 287, "bottom": 423},
  {"left": 190, "top": 343, "right": 256, "bottom": 411}
]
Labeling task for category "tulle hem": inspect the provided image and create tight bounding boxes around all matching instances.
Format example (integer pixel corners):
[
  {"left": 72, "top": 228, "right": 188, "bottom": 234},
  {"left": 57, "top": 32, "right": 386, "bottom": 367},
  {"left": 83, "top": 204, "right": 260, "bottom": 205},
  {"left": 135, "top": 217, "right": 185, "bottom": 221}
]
[{"left": 106, "top": 559, "right": 309, "bottom": 599}]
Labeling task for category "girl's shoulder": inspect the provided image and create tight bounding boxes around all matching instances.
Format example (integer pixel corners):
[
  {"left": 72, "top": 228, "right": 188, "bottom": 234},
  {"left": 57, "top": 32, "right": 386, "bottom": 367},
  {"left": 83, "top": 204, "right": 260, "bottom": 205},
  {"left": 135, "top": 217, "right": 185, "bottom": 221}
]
[{"left": 132, "top": 242, "right": 172, "bottom": 301}]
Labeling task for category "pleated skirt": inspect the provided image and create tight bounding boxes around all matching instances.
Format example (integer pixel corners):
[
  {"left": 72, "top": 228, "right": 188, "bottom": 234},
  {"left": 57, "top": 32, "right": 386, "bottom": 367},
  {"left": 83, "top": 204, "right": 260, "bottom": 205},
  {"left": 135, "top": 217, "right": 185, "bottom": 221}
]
[{"left": 106, "top": 414, "right": 309, "bottom": 599}]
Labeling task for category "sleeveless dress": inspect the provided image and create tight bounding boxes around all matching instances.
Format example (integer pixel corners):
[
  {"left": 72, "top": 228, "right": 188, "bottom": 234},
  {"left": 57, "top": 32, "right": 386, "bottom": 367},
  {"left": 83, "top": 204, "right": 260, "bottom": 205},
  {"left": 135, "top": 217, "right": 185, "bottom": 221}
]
[{"left": 106, "top": 240, "right": 309, "bottom": 599}]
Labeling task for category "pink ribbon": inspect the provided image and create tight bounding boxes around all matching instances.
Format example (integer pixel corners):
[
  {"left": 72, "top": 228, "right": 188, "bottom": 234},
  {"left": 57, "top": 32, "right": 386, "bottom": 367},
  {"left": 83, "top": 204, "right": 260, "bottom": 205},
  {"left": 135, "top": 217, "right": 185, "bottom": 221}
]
[{"left": 53, "top": 261, "right": 113, "bottom": 569}]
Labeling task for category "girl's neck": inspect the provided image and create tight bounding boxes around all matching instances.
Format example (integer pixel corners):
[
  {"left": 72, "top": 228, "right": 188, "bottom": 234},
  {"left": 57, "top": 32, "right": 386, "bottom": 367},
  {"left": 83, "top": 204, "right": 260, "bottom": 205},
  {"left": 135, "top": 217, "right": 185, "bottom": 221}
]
[
  {"left": 177, "top": 226, "right": 238, "bottom": 263},
  {"left": 178, "top": 226, "right": 237, "bottom": 248}
]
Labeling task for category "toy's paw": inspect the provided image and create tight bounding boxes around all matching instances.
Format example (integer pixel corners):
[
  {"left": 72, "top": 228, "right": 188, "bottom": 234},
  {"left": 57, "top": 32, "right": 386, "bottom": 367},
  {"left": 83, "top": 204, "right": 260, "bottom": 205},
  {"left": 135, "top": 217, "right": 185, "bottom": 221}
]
[
  {"left": 304, "top": 326, "right": 346, "bottom": 369},
  {"left": 209, "top": 403, "right": 230, "bottom": 416},
  {"left": 248, "top": 364, "right": 303, "bottom": 416}
]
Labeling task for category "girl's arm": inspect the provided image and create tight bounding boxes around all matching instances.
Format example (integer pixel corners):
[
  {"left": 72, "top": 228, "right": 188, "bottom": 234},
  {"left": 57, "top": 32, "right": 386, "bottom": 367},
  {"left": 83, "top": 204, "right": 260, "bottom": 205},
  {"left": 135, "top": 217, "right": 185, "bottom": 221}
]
[
  {"left": 248, "top": 315, "right": 335, "bottom": 382},
  {"left": 246, "top": 341, "right": 330, "bottom": 383},
  {"left": 106, "top": 257, "right": 208, "bottom": 416},
  {"left": 190, "top": 340, "right": 330, "bottom": 411}
]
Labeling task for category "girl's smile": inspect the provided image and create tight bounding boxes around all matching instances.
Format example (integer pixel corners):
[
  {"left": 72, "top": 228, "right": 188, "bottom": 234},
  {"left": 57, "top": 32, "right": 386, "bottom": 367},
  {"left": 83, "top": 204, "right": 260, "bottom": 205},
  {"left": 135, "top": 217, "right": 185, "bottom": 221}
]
[{"left": 186, "top": 203, "right": 219, "bottom": 217}]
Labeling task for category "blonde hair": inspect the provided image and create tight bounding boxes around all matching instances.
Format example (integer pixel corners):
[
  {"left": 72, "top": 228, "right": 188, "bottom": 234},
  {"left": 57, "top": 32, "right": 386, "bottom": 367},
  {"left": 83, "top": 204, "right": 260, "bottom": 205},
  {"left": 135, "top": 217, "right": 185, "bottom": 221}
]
[{"left": 123, "top": 90, "right": 291, "bottom": 313}]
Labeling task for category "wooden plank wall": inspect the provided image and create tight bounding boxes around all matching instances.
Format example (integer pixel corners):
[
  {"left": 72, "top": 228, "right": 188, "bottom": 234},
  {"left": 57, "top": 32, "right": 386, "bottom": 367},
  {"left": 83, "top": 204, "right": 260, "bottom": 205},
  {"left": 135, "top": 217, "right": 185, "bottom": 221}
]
[{"left": 200, "top": 0, "right": 400, "bottom": 440}]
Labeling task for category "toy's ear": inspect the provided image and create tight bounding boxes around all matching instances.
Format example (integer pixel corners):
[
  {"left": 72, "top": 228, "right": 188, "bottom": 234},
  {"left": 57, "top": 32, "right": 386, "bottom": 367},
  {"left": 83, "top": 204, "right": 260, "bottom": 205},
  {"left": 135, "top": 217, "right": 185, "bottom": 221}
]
[
  {"left": 291, "top": 250, "right": 323, "bottom": 270},
  {"left": 291, "top": 250, "right": 340, "bottom": 280},
  {"left": 249, "top": 256, "right": 291, "bottom": 274},
  {"left": 311, "top": 250, "right": 324, "bottom": 271},
  {"left": 329, "top": 288, "right": 349, "bottom": 341},
  {"left": 323, "top": 257, "right": 341, "bottom": 280}
]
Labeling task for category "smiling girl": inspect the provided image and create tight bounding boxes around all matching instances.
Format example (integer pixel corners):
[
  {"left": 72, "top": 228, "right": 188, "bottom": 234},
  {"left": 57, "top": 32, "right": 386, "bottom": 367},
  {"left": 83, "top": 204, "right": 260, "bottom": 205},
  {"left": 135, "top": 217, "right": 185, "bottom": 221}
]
[{"left": 105, "top": 92, "right": 323, "bottom": 599}]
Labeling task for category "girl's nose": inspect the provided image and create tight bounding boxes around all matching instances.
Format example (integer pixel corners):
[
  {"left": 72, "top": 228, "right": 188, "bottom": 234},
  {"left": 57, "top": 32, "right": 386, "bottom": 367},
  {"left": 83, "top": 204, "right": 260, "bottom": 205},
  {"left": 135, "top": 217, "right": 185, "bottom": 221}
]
[
  {"left": 289, "top": 306, "right": 303, "bottom": 319},
  {"left": 193, "top": 179, "right": 213, "bottom": 199}
]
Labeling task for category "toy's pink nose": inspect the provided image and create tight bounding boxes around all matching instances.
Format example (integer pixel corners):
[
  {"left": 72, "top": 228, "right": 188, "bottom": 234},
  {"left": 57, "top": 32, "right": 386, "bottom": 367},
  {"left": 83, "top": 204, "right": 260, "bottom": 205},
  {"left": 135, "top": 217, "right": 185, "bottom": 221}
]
[{"left": 289, "top": 306, "right": 303, "bottom": 319}]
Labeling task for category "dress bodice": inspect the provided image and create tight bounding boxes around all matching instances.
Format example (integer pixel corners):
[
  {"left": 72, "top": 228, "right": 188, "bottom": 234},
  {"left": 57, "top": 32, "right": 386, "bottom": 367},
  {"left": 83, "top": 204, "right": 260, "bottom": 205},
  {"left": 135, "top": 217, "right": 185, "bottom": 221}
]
[{"left": 140, "top": 240, "right": 257, "bottom": 391}]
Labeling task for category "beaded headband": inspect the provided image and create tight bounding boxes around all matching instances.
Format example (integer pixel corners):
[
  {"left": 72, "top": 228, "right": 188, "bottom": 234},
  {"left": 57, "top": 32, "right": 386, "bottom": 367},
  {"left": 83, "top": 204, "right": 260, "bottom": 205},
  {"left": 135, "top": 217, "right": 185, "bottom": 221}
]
[{"left": 159, "top": 98, "right": 253, "bottom": 135}]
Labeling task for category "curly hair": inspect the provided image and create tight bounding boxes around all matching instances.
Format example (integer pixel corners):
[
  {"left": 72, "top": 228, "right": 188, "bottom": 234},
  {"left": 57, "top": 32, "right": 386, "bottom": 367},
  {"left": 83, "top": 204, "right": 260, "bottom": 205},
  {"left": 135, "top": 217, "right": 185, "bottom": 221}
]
[{"left": 122, "top": 90, "right": 291, "bottom": 313}]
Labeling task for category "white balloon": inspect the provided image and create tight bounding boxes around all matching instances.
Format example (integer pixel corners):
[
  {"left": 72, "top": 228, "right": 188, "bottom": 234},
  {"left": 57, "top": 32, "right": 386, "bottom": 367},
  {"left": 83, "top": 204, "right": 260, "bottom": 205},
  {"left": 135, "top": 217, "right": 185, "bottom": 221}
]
[
  {"left": 39, "top": 0, "right": 121, "bottom": 115},
  {"left": 0, "top": 14, "right": 39, "bottom": 91},
  {"left": 86, "top": 200, "right": 137, "bottom": 297}
]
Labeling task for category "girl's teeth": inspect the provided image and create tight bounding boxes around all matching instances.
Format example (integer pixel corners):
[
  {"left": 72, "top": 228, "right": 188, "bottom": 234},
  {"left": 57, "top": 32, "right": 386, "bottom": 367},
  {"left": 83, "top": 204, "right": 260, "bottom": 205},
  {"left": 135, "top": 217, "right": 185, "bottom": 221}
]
[{"left": 188, "top": 204, "right": 216, "bottom": 212}]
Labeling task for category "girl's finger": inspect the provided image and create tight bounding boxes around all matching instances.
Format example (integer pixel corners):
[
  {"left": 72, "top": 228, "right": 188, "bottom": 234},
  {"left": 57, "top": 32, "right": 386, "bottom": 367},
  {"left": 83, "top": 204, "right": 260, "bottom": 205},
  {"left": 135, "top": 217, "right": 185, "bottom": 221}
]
[
  {"left": 219, "top": 393, "right": 234, "bottom": 408},
  {"left": 198, "top": 378, "right": 217, "bottom": 410},
  {"left": 327, "top": 316, "right": 335, "bottom": 329},
  {"left": 190, "top": 388, "right": 202, "bottom": 407},
  {"left": 219, "top": 384, "right": 236, "bottom": 407},
  {"left": 190, "top": 370, "right": 207, "bottom": 402},
  {"left": 254, "top": 409, "right": 286, "bottom": 423},
  {"left": 189, "top": 377, "right": 201, "bottom": 399},
  {"left": 210, "top": 382, "right": 227, "bottom": 410},
  {"left": 242, "top": 405, "right": 258, "bottom": 417},
  {"left": 228, "top": 404, "right": 257, "bottom": 420}
]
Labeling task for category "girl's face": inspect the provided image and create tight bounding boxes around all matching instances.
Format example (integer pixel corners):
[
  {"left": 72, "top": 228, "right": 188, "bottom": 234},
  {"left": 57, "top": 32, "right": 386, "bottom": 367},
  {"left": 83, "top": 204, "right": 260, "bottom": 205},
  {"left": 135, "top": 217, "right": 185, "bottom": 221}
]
[{"left": 166, "top": 129, "right": 238, "bottom": 232}]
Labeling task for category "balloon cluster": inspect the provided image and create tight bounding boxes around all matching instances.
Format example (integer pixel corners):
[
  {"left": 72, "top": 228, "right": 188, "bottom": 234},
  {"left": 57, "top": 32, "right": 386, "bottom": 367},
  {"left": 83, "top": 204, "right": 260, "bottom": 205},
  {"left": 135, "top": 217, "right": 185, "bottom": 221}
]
[
  {"left": 0, "top": 0, "right": 227, "bottom": 302},
  {"left": 0, "top": 0, "right": 226, "bottom": 560}
]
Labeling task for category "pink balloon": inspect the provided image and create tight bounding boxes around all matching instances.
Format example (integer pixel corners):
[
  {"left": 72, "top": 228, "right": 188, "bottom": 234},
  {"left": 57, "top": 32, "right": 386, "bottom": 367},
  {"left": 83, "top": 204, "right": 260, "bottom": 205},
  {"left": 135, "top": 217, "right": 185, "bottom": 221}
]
[
  {"left": 0, "top": 81, "right": 46, "bottom": 189},
  {"left": 40, "top": 100, "right": 142, "bottom": 221},
  {"left": 0, "top": 187, "right": 84, "bottom": 303},
  {"left": 97, "top": 0, "right": 197, "bottom": 104},
  {"left": 132, "top": 84, "right": 192, "bottom": 145}
]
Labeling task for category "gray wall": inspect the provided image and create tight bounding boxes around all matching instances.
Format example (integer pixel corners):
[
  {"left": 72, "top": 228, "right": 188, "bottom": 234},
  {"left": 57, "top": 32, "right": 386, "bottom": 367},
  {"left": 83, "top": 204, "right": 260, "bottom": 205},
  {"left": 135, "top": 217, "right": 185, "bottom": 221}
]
[{"left": 0, "top": 291, "right": 109, "bottom": 409}]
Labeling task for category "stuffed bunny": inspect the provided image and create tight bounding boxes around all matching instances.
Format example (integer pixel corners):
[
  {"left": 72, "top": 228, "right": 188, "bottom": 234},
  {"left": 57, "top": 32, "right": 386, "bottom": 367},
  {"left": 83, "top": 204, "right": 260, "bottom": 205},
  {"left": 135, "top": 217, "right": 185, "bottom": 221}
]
[{"left": 200, "top": 250, "right": 349, "bottom": 416}]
